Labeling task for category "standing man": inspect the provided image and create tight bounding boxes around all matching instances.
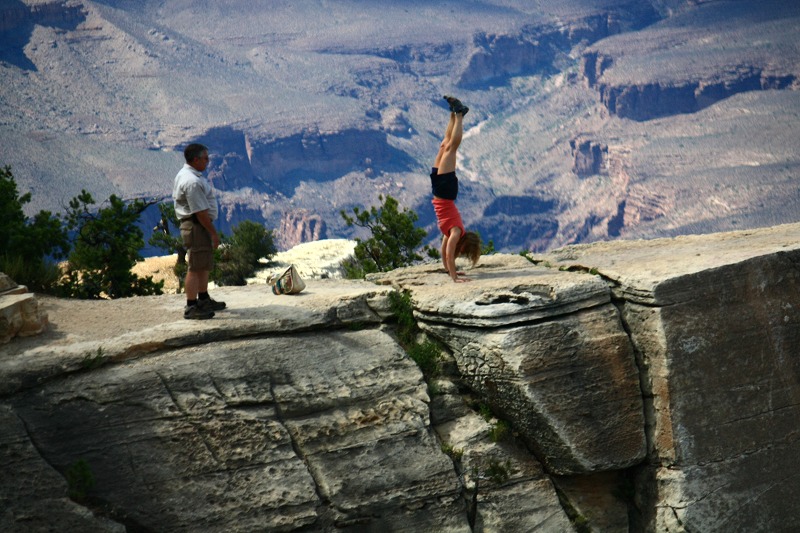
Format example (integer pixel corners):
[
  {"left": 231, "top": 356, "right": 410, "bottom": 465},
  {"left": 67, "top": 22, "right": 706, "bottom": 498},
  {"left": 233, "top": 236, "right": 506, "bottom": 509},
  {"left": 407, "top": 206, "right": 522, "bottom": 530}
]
[{"left": 173, "top": 143, "right": 226, "bottom": 319}]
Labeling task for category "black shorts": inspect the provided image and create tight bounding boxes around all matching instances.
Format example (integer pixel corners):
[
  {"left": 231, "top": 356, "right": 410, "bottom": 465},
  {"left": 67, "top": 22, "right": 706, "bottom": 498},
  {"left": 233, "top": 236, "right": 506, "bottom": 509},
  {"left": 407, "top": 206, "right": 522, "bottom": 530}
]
[{"left": 430, "top": 169, "right": 459, "bottom": 200}]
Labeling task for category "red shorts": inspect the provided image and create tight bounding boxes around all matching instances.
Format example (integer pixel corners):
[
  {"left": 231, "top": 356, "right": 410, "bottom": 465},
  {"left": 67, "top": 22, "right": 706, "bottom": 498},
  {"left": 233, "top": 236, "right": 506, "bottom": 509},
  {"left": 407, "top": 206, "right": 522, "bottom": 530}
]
[{"left": 432, "top": 198, "right": 465, "bottom": 237}]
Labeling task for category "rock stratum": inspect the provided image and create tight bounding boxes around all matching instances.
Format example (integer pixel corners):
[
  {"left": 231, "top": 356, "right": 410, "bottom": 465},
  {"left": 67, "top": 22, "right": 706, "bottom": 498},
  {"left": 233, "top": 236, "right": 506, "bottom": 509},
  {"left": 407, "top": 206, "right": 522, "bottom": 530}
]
[
  {"left": 0, "top": 0, "right": 797, "bottom": 254},
  {"left": 2, "top": 222, "right": 799, "bottom": 532}
]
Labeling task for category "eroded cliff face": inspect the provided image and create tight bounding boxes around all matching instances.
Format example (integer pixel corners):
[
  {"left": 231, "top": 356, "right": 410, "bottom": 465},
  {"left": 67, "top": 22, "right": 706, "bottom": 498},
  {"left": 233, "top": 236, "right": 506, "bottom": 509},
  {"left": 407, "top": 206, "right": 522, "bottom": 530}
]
[
  {"left": 582, "top": 1, "right": 800, "bottom": 121},
  {"left": 0, "top": 0, "right": 85, "bottom": 33},
  {"left": 1, "top": 222, "right": 799, "bottom": 531}
]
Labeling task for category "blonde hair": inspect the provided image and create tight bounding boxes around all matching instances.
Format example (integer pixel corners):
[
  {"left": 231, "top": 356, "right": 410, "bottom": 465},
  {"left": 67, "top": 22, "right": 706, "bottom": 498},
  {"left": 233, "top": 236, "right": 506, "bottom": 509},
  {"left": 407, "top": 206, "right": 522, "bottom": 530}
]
[{"left": 456, "top": 231, "right": 481, "bottom": 266}]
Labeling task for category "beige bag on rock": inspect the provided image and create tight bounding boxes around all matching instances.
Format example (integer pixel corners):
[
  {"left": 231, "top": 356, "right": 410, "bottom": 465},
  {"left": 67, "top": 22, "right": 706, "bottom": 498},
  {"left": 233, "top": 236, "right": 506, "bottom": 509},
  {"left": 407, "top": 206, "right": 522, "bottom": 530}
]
[{"left": 268, "top": 264, "right": 306, "bottom": 295}]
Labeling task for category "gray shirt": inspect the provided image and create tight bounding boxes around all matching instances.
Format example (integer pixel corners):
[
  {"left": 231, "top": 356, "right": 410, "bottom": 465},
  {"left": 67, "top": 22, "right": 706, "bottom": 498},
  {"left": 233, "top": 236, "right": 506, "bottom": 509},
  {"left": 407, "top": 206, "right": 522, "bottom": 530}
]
[{"left": 172, "top": 164, "right": 218, "bottom": 221}]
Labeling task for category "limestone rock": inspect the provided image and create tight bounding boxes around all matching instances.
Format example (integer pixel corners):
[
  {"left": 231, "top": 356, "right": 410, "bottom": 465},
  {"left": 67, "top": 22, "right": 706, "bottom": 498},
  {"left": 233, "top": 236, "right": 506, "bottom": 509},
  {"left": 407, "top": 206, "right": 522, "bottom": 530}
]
[
  {"left": 276, "top": 210, "right": 328, "bottom": 251},
  {"left": 0, "top": 280, "right": 390, "bottom": 396},
  {"left": 533, "top": 221, "right": 800, "bottom": 532},
  {"left": 570, "top": 136, "right": 608, "bottom": 177},
  {"left": 3, "top": 222, "right": 799, "bottom": 532},
  {"left": 374, "top": 254, "right": 647, "bottom": 475},
  {"left": 0, "top": 273, "right": 18, "bottom": 292},
  {"left": 0, "top": 273, "right": 48, "bottom": 344},
  {"left": 432, "top": 380, "right": 575, "bottom": 532},
  {"left": 0, "top": 405, "right": 124, "bottom": 532},
  {"left": 5, "top": 320, "right": 468, "bottom": 531}
]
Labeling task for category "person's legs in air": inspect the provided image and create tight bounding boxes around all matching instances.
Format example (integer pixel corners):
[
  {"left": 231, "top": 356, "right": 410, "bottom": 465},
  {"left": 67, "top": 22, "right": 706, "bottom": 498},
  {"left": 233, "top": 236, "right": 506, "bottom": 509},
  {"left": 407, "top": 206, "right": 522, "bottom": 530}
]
[
  {"left": 437, "top": 111, "right": 463, "bottom": 175},
  {"left": 433, "top": 111, "right": 456, "bottom": 171}
]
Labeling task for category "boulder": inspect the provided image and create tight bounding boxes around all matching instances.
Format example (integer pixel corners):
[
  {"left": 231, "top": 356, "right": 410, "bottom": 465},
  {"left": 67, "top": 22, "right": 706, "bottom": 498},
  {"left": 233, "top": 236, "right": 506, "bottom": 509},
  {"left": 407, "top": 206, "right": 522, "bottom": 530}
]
[{"left": 0, "top": 273, "right": 48, "bottom": 344}]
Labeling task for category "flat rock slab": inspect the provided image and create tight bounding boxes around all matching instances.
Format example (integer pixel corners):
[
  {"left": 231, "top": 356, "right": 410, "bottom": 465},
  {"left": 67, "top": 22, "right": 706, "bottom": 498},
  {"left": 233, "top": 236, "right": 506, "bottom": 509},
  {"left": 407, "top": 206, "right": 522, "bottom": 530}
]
[
  {"left": 373, "top": 254, "right": 612, "bottom": 327},
  {"left": 531, "top": 222, "right": 800, "bottom": 303},
  {"left": 0, "top": 280, "right": 393, "bottom": 396}
]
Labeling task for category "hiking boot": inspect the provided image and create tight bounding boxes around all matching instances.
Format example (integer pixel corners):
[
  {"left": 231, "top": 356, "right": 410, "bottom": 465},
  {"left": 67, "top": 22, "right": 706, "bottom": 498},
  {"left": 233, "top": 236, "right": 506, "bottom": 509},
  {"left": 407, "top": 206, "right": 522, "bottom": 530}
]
[
  {"left": 443, "top": 95, "right": 461, "bottom": 112},
  {"left": 199, "top": 296, "right": 226, "bottom": 311},
  {"left": 184, "top": 304, "right": 215, "bottom": 320}
]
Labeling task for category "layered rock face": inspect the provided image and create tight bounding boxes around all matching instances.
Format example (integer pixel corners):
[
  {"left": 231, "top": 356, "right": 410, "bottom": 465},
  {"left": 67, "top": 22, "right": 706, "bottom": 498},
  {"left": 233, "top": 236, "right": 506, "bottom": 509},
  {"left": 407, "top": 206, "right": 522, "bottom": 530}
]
[
  {"left": 532, "top": 222, "right": 800, "bottom": 532},
  {"left": 276, "top": 210, "right": 327, "bottom": 251},
  {"left": 0, "top": 0, "right": 85, "bottom": 33},
  {"left": 583, "top": 1, "right": 800, "bottom": 121},
  {"left": 2, "top": 223, "right": 799, "bottom": 531},
  {"left": 377, "top": 256, "right": 647, "bottom": 476}
]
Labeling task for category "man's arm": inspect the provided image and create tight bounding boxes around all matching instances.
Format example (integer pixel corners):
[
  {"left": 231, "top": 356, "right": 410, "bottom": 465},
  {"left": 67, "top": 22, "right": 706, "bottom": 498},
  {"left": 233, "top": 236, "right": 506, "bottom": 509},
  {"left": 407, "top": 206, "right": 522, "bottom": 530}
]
[{"left": 194, "top": 209, "right": 220, "bottom": 249}]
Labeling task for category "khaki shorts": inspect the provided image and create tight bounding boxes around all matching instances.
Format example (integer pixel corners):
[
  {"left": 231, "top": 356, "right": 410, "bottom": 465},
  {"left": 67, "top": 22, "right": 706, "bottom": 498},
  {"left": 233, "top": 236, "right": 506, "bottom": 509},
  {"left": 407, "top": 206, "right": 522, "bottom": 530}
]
[{"left": 180, "top": 217, "right": 214, "bottom": 272}]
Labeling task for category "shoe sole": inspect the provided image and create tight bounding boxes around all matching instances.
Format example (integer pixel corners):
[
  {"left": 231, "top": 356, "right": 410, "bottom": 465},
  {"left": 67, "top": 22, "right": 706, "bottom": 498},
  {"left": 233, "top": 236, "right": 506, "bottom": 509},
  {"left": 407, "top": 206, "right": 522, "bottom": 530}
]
[{"left": 184, "top": 311, "right": 215, "bottom": 320}]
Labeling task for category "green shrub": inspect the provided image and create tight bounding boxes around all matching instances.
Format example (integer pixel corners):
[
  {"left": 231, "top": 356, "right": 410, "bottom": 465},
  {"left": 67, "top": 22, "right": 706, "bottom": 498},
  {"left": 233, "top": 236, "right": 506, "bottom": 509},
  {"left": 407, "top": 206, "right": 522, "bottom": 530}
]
[
  {"left": 59, "top": 190, "right": 163, "bottom": 299},
  {"left": 484, "top": 458, "right": 512, "bottom": 485},
  {"left": 340, "top": 195, "right": 435, "bottom": 278},
  {"left": 211, "top": 220, "right": 277, "bottom": 286},
  {"left": 81, "top": 347, "right": 107, "bottom": 370},
  {"left": 0, "top": 254, "right": 61, "bottom": 293},
  {"left": 0, "top": 166, "right": 69, "bottom": 291},
  {"left": 441, "top": 443, "right": 464, "bottom": 461},
  {"left": 387, "top": 288, "right": 441, "bottom": 378},
  {"left": 488, "top": 419, "right": 510, "bottom": 443},
  {"left": 478, "top": 403, "right": 493, "bottom": 422},
  {"left": 388, "top": 289, "right": 417, "bottom": 346},
  {"left": 407, "top": 340, "right": 441, "bottom": 379}
]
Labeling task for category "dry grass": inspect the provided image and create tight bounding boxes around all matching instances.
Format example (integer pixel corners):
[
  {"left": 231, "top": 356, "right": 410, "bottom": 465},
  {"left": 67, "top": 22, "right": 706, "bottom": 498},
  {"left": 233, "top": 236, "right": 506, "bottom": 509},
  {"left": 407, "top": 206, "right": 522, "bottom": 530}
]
[{"left": 132, "top": 254, "right": 182, "bottom": 294}]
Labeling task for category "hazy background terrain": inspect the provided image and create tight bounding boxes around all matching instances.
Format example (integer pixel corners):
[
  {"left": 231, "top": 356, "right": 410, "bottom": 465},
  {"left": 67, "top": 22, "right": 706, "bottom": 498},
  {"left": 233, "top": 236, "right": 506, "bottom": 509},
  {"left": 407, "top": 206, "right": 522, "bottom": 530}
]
[{"left": 1, "top": 0, "right": 798, "bottom": 253}]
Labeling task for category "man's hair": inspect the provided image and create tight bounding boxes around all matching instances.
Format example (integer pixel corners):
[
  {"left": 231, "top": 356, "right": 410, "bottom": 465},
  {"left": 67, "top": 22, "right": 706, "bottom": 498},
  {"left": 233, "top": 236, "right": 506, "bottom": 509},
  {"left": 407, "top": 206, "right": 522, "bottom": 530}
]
[
  {"left": 456, "top": 231, "right": 482, "bottom": 266},
  {"left": 184, "top": 143, "right": 208, "bottom": 163}
]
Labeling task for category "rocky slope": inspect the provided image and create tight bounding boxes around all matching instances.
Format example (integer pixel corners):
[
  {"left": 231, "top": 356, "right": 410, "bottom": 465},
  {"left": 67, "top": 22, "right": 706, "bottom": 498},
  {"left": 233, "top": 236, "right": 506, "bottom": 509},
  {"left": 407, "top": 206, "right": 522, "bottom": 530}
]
[
  {"left": 2, "top": 222, "right": 799, "bottom": 532},
  {"left": 1, "top": 0, "right": 796, "bottom": 253}
]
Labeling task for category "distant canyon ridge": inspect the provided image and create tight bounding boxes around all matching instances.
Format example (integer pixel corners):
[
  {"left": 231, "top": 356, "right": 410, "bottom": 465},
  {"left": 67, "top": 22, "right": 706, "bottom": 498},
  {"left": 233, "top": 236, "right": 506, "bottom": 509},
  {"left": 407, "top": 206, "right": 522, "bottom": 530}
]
[{"left": 0, "top": 0, "right": 798, "bottom": 252}]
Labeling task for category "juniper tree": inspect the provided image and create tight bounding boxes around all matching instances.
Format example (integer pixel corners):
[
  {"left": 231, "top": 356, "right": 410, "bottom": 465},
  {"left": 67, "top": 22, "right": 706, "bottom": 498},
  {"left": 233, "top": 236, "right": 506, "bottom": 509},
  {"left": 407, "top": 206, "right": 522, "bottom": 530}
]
[
  {"left": 0, "top": 165, "right": 69, "bottom": 290},
  {"left": 340, "top": 194, "right": 437, "bottom": 279},
  {"left": 60, "top": 190, "right": 163, "bottom": 299}
]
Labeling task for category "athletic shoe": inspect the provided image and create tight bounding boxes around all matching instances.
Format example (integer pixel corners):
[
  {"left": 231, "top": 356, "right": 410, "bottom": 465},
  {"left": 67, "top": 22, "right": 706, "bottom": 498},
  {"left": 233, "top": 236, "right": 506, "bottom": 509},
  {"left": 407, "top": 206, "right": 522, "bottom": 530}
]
[
  {"left": 454, "top": 102, "right": 469, "bottom": 116},
  {"left": 199, "top": 297, "right": 226, "bottom": 311},
  {"left": 184, "top": 304, "right": 215, "bottom": 320},
  {"left": 443, "top": 95, "right": 460, "bottom": 111}
]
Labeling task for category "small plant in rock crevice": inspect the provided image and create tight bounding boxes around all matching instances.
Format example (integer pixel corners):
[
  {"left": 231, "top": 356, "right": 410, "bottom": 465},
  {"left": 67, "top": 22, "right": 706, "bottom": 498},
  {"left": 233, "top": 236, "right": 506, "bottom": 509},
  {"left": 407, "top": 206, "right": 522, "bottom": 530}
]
[
  {"left": 388, "top": 289, "right": 442, "bottom": 379},
  {"left": 81, "top": 347, "right": 108, "bottom": 370},
  {"left": 488, "top": 419, "right": 510, "bottom": 443},
  {"left": 484, "top": 458, "right": 512, "bottom": 485},
  {"left": 66, "top": 458, "right": 95, "bottom": 503},
  {"left": 441, "top": 443, "right": 464, "bottom": 462}
]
